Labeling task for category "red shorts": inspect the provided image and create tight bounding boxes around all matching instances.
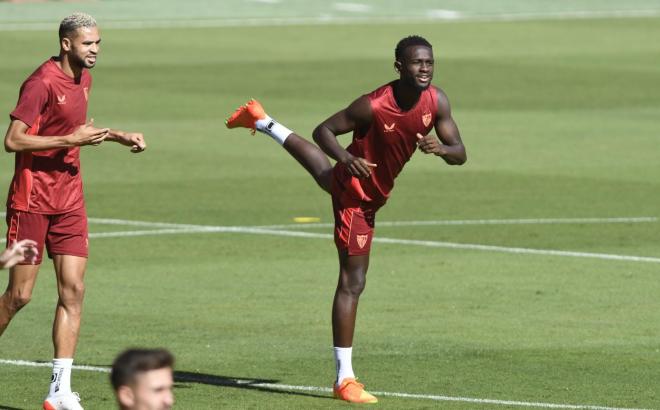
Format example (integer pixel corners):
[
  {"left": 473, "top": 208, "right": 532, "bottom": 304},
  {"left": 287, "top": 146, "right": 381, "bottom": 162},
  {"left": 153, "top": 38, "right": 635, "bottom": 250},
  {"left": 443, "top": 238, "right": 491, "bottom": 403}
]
[
  {"left": 6, "top": 207, "right": 89, "bottom": 265},
  {"left": 331, "top": 175, "right": 383, "bottom": 256}
]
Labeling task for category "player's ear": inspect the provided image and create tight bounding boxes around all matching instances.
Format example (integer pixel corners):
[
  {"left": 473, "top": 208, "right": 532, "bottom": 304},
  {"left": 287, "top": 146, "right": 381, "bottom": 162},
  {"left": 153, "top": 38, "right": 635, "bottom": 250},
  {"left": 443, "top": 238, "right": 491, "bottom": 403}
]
[
  {"left": 394, "top": 60, "right": 402, "bottom": 74},
  {"left": 61, "top": 37, "right": 72, "bottom": 52},
  {"left": 117, "top": 385, "right": 135, "bottom": 407}
]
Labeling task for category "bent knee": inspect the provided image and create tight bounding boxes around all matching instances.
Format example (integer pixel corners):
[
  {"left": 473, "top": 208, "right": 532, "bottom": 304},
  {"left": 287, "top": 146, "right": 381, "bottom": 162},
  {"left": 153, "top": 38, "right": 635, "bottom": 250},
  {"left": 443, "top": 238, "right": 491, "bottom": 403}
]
[
  {"left": 60, "top": 281, "right": 86, "bottom": 304},
  {"left": 4, "top": 290, "right": 32, "bottom": 310},
  {"left": 318, "top": 170, "right": 333, "bottom": 193},
  {"left": 338, "top": 278, "right": 367, "bottom": 296}
]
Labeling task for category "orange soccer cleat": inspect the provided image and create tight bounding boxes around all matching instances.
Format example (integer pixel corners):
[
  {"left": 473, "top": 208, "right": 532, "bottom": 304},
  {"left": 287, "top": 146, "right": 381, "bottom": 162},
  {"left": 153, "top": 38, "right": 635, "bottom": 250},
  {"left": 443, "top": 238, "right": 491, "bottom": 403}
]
[
  {"left": 333, "top": 378, "right": 378, "bottom": 404},
  {"left": 225, "top": 98, "right": 267, "bottom": 134}
]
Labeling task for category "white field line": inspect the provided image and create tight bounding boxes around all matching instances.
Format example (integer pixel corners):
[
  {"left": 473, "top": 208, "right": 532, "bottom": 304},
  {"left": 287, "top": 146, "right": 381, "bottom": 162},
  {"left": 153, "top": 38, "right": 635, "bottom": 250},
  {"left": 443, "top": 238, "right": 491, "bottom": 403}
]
[
  {"left": 372, "top": 236, "right": 660, "bottom": 264},
  {"left": 0, "top": 359, "right": 650, "bottom": 410},
  {"left": 1, "top": 9, "right": 660, "bottom": 31},
  {"left": 83, "top": 216, "right": 660, "bottom": 264},
  {"left": 85, "top": 216, "right": 659, "bottom": 230},
  {"left": 252, "top": 216, "right": 660, "bottom": 230},
  {"left": 0, "top": 358, "right": 109, "bottom": 373},
  {"left": 88, "top": 217, "right": 206, "bottom": 229},
  {"left": 86, "top": 226, "right": 314, "bottom": 238},
  {"left": 2, "top": 214, "right": 658, "bottom": 262}
]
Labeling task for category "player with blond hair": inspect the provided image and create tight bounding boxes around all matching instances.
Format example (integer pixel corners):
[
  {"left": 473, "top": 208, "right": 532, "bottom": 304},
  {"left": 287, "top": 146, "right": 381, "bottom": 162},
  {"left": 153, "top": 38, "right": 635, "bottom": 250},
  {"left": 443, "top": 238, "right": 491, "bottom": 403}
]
[{"left": 1, "top": 13, "right": 147, "bottom": 409}]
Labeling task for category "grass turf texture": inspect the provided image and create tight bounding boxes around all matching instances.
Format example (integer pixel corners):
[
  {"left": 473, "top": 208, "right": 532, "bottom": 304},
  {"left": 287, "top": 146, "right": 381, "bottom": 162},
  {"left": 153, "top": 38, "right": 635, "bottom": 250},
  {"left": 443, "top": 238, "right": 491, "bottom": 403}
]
[{"left": 1, "top": 15, "right": 659, "bottom": 410}]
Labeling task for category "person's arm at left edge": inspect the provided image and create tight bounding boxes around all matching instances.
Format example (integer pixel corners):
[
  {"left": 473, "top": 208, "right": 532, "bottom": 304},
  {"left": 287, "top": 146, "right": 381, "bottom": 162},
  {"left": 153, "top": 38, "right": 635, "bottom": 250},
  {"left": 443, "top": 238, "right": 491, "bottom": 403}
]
[
  {"left": 105, "top": 129, "right": 147, "bottom": 153},
  {"left": 416, "top": 87, "right": 466, "bottom": 165},
  {"left": 0, "top": 239, "right": 38, "bottom": 269}
]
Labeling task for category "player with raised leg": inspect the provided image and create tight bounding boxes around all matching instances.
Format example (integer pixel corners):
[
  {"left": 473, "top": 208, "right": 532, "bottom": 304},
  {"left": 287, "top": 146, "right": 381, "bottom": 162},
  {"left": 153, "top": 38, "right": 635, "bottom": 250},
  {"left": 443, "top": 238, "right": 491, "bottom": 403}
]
[
  {"left": 0, "top": 13, "right": 146, "bottom": 410},
  {"left": 227, "top": 35, "right": 466, "bottom": 403}
]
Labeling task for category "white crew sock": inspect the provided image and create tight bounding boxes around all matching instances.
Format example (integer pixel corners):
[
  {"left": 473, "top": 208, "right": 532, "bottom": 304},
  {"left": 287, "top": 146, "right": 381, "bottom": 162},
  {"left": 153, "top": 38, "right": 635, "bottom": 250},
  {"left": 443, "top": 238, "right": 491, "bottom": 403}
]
[
  {"left": 48, "top": 358, "right": 73, "bottom": 396},
  {"left": 333, "top": 346, "right": 356, "bottom": 386},
  {"left": 255, "top": 115, "right": 293, "bottom": 145}
]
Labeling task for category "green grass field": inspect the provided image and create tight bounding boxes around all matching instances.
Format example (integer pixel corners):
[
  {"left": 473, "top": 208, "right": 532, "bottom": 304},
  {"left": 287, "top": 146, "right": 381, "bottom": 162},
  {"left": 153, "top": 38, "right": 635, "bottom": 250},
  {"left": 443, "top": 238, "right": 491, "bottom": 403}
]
[{"left": 1, "top": 1, "right": 660, "bottom": 409}]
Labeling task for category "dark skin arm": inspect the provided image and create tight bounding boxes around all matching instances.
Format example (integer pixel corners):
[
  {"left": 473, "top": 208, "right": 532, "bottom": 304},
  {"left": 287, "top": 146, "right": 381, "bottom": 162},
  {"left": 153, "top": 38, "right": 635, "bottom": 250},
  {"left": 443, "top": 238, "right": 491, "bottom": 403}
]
[
  {"left": 312, "top": 96, "right": 377, "bottom": 178},
  {"left": 416, "top": 87, "right": 467, "bottom": 165}
]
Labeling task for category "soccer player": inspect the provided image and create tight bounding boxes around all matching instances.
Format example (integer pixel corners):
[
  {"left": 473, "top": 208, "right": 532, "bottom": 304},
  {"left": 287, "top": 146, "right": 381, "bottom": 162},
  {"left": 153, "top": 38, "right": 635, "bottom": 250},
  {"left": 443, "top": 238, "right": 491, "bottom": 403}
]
[
  {"left": 110, "top": 349, "right": 175, "bottom": 410},
  {"left": 0, "top": 239, "right": 38, "bottom": 269},
  {"left": 226, "top": 35, "right": 466, "bottom": 403},
  {"left": 0, "top": 13, "right": 147, "bottom": 410}
]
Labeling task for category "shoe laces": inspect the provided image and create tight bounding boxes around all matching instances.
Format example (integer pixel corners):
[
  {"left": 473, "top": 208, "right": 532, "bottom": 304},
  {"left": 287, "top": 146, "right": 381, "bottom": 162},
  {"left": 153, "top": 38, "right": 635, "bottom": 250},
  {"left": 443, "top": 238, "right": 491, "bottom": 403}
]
[{"left": 341, "top": 379, "right": 365, "bottom": 391}]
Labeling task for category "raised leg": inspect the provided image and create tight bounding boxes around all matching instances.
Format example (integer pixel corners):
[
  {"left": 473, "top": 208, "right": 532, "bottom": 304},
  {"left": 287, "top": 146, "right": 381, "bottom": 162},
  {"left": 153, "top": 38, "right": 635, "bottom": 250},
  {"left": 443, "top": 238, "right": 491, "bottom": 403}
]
[
  {"left": 226, "top": 99, "right": 333, "bottom": 193},
  {"left": 282, "top": 134, "right": 333, "bottom": 193}
]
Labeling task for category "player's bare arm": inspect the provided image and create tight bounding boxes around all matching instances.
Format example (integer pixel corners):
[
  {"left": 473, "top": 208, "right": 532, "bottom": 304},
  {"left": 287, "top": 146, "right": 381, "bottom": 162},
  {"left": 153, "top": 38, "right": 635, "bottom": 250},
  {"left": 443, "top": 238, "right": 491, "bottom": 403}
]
[
  {"left": 4, "top": 118, "right": 108, "bottom": 152},
  {"left": 416, "top": 87, "right": 466, "bottom": 165},
  {"left": 313, "top": 96, "right": 376, "bottom": 178},
  {"left": 106, "top": 129, "right": 147, "bottom": 153}
]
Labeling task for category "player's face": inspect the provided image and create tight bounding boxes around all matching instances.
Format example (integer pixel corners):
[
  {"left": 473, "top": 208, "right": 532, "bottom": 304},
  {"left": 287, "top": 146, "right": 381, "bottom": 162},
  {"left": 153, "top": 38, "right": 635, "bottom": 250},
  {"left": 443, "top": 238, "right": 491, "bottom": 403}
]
[
  {"left": 63, "top": 26, "right": 101, "bottom": 69},
  {"left": 125, "top": 368, "right": 174, "bottom": 410},
  {"left": 396, "top": 45, "right": 434, "bottom": 91}
]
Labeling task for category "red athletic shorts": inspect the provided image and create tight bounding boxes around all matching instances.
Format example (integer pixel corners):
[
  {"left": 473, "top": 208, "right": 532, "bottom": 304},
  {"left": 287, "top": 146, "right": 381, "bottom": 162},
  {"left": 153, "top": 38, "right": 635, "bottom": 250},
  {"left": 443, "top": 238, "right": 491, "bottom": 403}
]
[
  {"left": 331, "top": 175, "right": 383, "bottom": 256},
  {"left": 5, "top": 207, "right": 89, "bottom": 265}
]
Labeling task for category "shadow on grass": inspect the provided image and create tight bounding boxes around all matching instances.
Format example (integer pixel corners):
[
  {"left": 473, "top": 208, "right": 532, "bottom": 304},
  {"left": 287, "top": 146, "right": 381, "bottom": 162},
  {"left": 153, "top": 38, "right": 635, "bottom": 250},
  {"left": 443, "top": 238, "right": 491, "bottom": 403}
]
[
  {"left": 173, "top": 370, "right": 332, "bottom": 400},
  {"left": 0, "top": 406, "right": 24, "bottom": 410}
]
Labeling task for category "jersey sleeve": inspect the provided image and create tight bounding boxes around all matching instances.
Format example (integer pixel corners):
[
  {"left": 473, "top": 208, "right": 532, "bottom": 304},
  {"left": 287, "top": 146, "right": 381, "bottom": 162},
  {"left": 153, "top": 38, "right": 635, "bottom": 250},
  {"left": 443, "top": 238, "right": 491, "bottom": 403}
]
[{"left": 9, "top": 77, "right": 49, "bottom": 128}]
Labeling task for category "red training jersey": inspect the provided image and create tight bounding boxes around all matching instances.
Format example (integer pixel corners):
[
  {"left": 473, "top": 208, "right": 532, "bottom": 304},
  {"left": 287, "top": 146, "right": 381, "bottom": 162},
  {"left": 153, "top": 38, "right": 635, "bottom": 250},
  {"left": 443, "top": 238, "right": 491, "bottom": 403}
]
[
  {"left": 7, "top": 57, "right": 91, "bottom": 214},
  {"left": 333, "top": 81, "right": 438, "bottom": 206}
]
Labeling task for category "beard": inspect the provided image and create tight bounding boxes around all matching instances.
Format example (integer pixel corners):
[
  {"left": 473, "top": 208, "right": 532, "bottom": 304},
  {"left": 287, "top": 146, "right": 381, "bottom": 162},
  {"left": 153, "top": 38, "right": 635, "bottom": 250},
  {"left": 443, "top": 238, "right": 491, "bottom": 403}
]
[{"left": 70, "top": 52, "right": 96, "bottom": 69}]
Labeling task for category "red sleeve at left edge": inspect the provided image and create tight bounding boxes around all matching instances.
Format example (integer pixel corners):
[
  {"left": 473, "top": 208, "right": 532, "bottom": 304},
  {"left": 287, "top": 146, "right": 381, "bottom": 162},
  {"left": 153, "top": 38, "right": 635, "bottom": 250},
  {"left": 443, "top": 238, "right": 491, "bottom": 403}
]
[{"left": 9, "top": 77, "right": 49, "bottom": 129}]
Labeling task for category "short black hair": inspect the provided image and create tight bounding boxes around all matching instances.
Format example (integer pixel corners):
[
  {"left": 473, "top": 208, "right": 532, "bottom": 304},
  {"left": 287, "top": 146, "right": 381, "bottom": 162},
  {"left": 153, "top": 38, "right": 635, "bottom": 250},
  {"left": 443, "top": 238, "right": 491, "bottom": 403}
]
[
  {"left": 395, "top": 35, "right": 432, "bottom": 61},
  {"left": 110, "top": 348, "right": 175, "bottom": 390}
]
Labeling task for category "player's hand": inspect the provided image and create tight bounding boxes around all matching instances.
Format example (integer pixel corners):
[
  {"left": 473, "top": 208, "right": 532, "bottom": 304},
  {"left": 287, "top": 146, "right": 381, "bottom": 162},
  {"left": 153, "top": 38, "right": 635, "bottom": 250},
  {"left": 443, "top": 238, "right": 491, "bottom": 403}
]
[
  {"left": 117, "top": 132, "right": 146, "bottom": 153},
  {"left": 0, "top": 239, "right": 39, "bottom": 269},
  {"left": 342, "top": 154, "right": 377, "bottom": 178},
  {"left": 70, "top": 119, "right": 109, "bottom": 146},
  {"left": 416, "top": 133, "right": 447, "bottom": 156},
  {"left": 104, "top": 129, "right": 146, "bottom": 152}
]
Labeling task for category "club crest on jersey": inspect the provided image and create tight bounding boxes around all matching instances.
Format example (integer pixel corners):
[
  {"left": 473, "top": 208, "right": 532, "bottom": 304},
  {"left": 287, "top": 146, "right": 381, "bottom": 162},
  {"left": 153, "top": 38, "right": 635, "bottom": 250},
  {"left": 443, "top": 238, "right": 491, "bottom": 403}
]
[
  {"left": 356, "top": 234, "right": 369, "bottom": 249},
  {"left": 422, "top": 112, "right": 432, "bottom": 127},
  {"left": 57, "top": 94, "right": 66, "bottom": 105},
  {"left": 384, "top": 122, "right": 396, "bottom": 133},
  {"left": 83, "top": 87, "right": 89, "bottom": 101}
]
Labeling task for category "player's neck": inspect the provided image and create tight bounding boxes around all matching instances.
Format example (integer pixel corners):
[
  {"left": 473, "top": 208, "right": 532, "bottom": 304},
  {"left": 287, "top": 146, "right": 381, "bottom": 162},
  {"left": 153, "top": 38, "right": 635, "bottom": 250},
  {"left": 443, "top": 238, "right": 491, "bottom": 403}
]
[
  {"left": 55, "top": 53, "right": 83, "bottom": 80},
  {"left": 392, "top": 80, "right": 422, "bottom": 111}
]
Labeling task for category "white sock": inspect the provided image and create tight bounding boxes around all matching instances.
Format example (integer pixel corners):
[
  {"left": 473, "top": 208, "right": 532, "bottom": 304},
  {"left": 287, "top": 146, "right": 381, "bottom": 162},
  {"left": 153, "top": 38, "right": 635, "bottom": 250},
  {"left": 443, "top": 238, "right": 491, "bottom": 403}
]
[
  {"left": 333, "top": 346, "right": 355, "bottom": 386},
  {"left": 48, "top": 358, "right": 73, "bottom": 396},
  {"left": 255, "top": 115, "right": 292, "bottom": 145}
]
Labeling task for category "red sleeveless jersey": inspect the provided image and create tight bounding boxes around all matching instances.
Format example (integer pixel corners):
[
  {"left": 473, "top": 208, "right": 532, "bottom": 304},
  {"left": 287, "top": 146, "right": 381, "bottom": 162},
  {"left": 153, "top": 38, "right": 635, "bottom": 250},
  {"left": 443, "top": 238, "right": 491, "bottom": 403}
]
[
  {"left": 7, "top": 58, "right": 91, "bottom": 214},
  {"left": 333, "top": 81, "right": 438, "bottom": 206}
]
